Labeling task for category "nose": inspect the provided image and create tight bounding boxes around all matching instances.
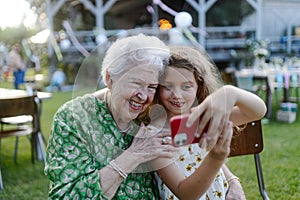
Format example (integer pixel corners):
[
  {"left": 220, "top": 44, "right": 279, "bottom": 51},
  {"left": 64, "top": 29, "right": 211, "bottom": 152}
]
[
  {"left": 171, "top": 87, "right": 183, "bottom": 98},
  {"left": 136, "top": 91, "right": 147, "bottom": 101}
]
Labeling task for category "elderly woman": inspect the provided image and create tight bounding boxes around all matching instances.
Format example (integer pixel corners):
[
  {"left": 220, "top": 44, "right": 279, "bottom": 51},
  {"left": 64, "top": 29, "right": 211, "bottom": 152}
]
[{"left": 44, "top": 34, "right": 177, "bottom": 199}]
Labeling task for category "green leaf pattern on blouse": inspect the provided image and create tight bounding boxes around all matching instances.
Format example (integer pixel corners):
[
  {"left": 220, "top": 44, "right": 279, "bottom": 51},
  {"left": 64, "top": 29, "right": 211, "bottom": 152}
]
[{"left": 45, "top": 94, "right": 159, "bottom": 199}]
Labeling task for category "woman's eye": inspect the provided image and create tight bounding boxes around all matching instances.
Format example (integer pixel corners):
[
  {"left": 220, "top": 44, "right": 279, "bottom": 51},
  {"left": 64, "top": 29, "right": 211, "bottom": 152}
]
[
  {"left": 148, "top": 86, "right": 157, "bottom": 93},
  {"left": 162, "top": 85, "right": 172, "bottom": 90},
  {"left": 148, "top": 86, "right": 157, "bottom": 90},
  {"left": 133, "top": 82, "right": 141, "bottom": 85},
  {"left": 131, "top": 82, "right": 142, "bottom": 87}
]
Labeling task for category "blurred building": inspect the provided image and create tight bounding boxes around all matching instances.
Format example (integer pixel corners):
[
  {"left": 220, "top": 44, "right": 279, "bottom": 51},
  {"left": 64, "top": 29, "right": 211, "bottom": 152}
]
[{"left": 46, "top": 0, "right": 300, "bottom": 76}]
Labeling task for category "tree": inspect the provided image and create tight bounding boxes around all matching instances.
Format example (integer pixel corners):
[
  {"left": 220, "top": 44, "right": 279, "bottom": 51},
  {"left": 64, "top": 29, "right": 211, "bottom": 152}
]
[
  {"left": 207, "top": 0, "right": 254, "bottom": 26},
  {"left": 0, "top": 25, "right": 34, "bottom": 45}
]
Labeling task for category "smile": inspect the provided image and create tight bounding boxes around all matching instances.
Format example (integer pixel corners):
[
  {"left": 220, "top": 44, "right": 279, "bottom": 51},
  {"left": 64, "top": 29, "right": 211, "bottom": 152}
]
[
  {"left": 129, "top": 100, "right": 143, "bottom": 110},
  {"left": 170, "top": 101, "right": 185, "bottom": 107}
]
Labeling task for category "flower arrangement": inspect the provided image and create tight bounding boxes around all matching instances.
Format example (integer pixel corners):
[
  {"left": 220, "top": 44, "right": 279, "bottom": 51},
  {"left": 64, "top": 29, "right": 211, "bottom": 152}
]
[
  {"left": 246, "top": 39, "right": 270, "bottom": 69},
  {"left": 246, "top": 39, "right": 270, "bottom": 59},
  {"left": 253, "top": 48, "right": 269, "bottom": 58}
]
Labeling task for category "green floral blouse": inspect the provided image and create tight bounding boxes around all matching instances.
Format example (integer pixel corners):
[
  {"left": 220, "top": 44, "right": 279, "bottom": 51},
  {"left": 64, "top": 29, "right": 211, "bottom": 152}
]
[{"left": 44, "top": 94, "right": 159, "bottom": 199}]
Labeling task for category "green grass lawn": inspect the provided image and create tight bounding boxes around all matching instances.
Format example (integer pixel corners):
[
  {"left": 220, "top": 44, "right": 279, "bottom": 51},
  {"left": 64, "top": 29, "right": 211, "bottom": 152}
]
[{"left": 0, "top": 80, "right": 300, "bottom": 199}]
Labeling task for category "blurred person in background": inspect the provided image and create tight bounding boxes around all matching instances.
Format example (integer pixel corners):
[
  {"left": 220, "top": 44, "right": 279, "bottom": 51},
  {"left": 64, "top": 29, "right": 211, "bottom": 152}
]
[
  {"left": 8, "top": 44, "right": 26, "bottom": 89},
  {"left": 46, "top": 68, "right": 66, "bottom": 92}
]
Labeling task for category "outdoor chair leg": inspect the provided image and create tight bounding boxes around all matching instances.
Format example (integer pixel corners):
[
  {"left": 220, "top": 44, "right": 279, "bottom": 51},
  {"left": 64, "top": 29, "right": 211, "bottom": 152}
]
[
  {"left": 0, "top": 124, "right": 3, "bottom": 150},
  {"left": 254, "top": 154, "right": 270, "bottom": 200},
  {"left": 295, "top": 88, "right": 298, "bottom": 101},
  {"left": 37, "top": 132, "right": 46, "bottom": 163},
  {"left": 31, "top": 135, "right": 35, "bottom": 164},
  {"left": 14, "top": 136, "right": 19, "bottom": 164},
  {"left": 0, "top": 168, "right": 3, "bottom": 189}
]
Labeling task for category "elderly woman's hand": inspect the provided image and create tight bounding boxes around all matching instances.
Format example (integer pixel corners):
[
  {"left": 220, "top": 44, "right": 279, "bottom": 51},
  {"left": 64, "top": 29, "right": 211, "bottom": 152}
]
[
  {"left": 226, "top": 178, "right": 246, "bottom": 200},
  {"left": 127, "top": 124, "right": 178, "bottom": 164}
]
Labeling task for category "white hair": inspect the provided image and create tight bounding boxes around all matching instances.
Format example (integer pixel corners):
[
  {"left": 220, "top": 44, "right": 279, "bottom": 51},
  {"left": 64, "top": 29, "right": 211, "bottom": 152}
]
[{"left": 101, "top": 34, "right": 169, "bottom": 85}]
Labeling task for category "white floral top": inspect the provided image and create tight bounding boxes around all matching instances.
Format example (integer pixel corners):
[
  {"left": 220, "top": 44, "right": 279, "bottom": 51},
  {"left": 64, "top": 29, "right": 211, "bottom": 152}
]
[{"left": 156, "top": 144, "right": 229, "bottom": 200}]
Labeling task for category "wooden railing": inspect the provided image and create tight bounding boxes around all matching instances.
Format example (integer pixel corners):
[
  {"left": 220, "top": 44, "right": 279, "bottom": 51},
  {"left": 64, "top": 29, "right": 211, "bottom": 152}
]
[{"left": 57, "top": 28, "right": 300, "bottom": 64}]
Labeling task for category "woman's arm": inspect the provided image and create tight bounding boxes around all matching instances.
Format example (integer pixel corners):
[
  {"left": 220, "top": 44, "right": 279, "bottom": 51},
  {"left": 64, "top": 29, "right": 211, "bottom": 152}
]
[
  {"left": 222, "top": 165, "right": 246, "bottom": 200},
  {"left": 155, "top": 121, "right": 233, "bottom": 200},
  {"left": 46, "top": 106, "right": 176, "bottom": 199},
  {"left": 99, "top": 125, "right": 177, "bottom": 199}
]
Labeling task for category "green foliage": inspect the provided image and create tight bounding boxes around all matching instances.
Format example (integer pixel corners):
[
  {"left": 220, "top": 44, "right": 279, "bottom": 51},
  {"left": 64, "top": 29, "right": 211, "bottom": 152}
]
[
  {"left": 0, "top": 25, "right": 34, "bottom": 46},
  {"left": 26, "top": 0, "right": 46, "bottom": 17},
  {"left": 207, "top": 0, "right": 254, "bottom": 26}
]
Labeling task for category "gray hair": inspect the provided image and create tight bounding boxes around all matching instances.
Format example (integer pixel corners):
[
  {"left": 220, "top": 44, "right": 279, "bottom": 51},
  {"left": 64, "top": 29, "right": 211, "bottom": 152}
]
[{"left": 101, "top": 34, "right": 169, "bottom": 85}]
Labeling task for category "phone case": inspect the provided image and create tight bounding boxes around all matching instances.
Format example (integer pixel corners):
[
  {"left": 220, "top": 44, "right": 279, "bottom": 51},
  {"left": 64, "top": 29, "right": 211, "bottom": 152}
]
[{"left": 170, "top": 114, "right": 201, "bottom": 147}]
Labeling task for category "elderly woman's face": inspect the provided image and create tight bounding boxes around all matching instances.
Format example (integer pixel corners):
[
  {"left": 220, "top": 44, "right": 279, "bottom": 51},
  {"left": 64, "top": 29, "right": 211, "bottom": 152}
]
[{"left": 109, "top": 65, "right": 160, "bottom": 122}]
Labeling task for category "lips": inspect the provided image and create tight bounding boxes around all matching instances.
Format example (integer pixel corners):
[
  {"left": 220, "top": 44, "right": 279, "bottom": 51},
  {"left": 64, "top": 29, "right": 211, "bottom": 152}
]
[
  {"left": 129, "top": 100, "right": 143, "bottom": 111},
  {"left": 170, "top": 101, "right": 185, "bottom": 108}
]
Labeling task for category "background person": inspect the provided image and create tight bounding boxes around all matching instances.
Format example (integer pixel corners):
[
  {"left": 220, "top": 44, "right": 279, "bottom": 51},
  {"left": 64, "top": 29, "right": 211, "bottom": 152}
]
[
  {"left": 44, "top": 34, "right": 178, "bottom": 199},
  {"left": 143, "top": 45, "right": 266, "bottom": 199},
  {"left": 46, "top": 68, "right": 66, "bottom": 92},
  {"left": 8, "top": 44, "right": 26, "bottom": 89}
]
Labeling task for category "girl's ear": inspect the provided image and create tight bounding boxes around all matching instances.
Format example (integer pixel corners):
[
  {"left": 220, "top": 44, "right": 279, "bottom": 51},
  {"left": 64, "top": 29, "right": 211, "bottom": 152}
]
[{"left": 106, "top": 70, "right": 113, "bottom": 89}]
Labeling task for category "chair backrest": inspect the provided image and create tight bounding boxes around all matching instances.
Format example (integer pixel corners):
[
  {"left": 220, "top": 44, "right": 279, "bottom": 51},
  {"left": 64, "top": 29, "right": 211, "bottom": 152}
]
[
  {"left": 229, "top": 120, "right": 263, "bottom": 157},
  {"left": 0, "top": 95, "right": 38, "bottom": 119}
]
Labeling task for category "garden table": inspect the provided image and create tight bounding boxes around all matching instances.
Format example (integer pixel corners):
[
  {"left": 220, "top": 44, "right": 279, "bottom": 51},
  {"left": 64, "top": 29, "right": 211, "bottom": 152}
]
[
  {"left": 0, "top": 88, "right": 52, "bottom": 161},
  {"left": 235, "top": 68, "right": 300, "bottom": 119}
]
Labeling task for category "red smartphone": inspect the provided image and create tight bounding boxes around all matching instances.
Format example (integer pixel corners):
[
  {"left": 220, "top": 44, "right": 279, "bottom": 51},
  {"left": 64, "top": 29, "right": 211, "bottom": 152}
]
[{"left": 170, "top": 114, "right": 201, "bottom": 147}]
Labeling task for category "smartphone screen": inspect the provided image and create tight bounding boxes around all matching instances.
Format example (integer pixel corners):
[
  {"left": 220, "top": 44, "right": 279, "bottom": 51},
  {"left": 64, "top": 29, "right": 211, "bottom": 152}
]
[{"left": 170, "top": 114, "right": 201, "bottom": 147}]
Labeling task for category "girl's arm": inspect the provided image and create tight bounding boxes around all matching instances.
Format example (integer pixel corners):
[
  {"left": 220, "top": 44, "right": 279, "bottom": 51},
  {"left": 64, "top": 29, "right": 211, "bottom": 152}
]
[
  {"left": 155, "top": 121, "right": 233, "bottom": 200},
  {"left": 187, "top": 85, "right": 267, "bottom": 151},
  {"left": 227, "top": 85, "right": 267, "bottom": 126}
]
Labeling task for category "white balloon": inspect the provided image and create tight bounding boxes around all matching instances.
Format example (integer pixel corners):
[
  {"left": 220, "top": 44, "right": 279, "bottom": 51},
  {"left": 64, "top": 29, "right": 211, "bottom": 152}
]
[
  {"left": 96, "top": 34, "right": 108, "bottom": 45},
  {"left": 175, "top": 12, "right": 192, "bottom": 27},
  {"left": 60, "top": 39, "right": 71, "bottom": 50}
]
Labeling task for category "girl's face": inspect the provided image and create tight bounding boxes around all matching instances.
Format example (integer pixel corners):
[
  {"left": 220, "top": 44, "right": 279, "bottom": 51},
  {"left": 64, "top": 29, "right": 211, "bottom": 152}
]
[
  {"left": 159, "top": 66, "right": 198, "bottom": 118},
  {"left": 108, "top": 65, "right": 159, "bottom": 123}
]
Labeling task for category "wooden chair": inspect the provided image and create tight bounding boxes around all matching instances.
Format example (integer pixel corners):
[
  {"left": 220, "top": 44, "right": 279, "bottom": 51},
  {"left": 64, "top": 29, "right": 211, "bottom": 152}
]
[
  {"left": 229, "top": 120, "right": 270, "bottom": 200},
  {"left": 0, "top": 95, "right": 45, "bottom": 189},
  {"left": 0, "top": 115, "right": 33, "bottom": 163}
]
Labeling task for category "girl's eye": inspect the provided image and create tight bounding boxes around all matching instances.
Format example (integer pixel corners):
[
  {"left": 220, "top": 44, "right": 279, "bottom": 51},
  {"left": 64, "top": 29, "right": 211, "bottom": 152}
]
[{"left": 183, "top": 84, "right": 192, "bottom": 90}]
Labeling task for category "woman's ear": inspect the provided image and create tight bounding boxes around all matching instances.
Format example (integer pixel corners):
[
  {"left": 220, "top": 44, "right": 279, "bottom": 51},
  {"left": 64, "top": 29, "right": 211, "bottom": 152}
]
[{"left": 106, "top": 71, "right": 113, "bottom": 89}]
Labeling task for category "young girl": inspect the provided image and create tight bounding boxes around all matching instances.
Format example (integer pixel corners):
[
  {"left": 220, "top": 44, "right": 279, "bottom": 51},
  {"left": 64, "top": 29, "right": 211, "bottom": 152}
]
[{"left": 147, "top": 45, "right": 267, "bottom": 199}]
